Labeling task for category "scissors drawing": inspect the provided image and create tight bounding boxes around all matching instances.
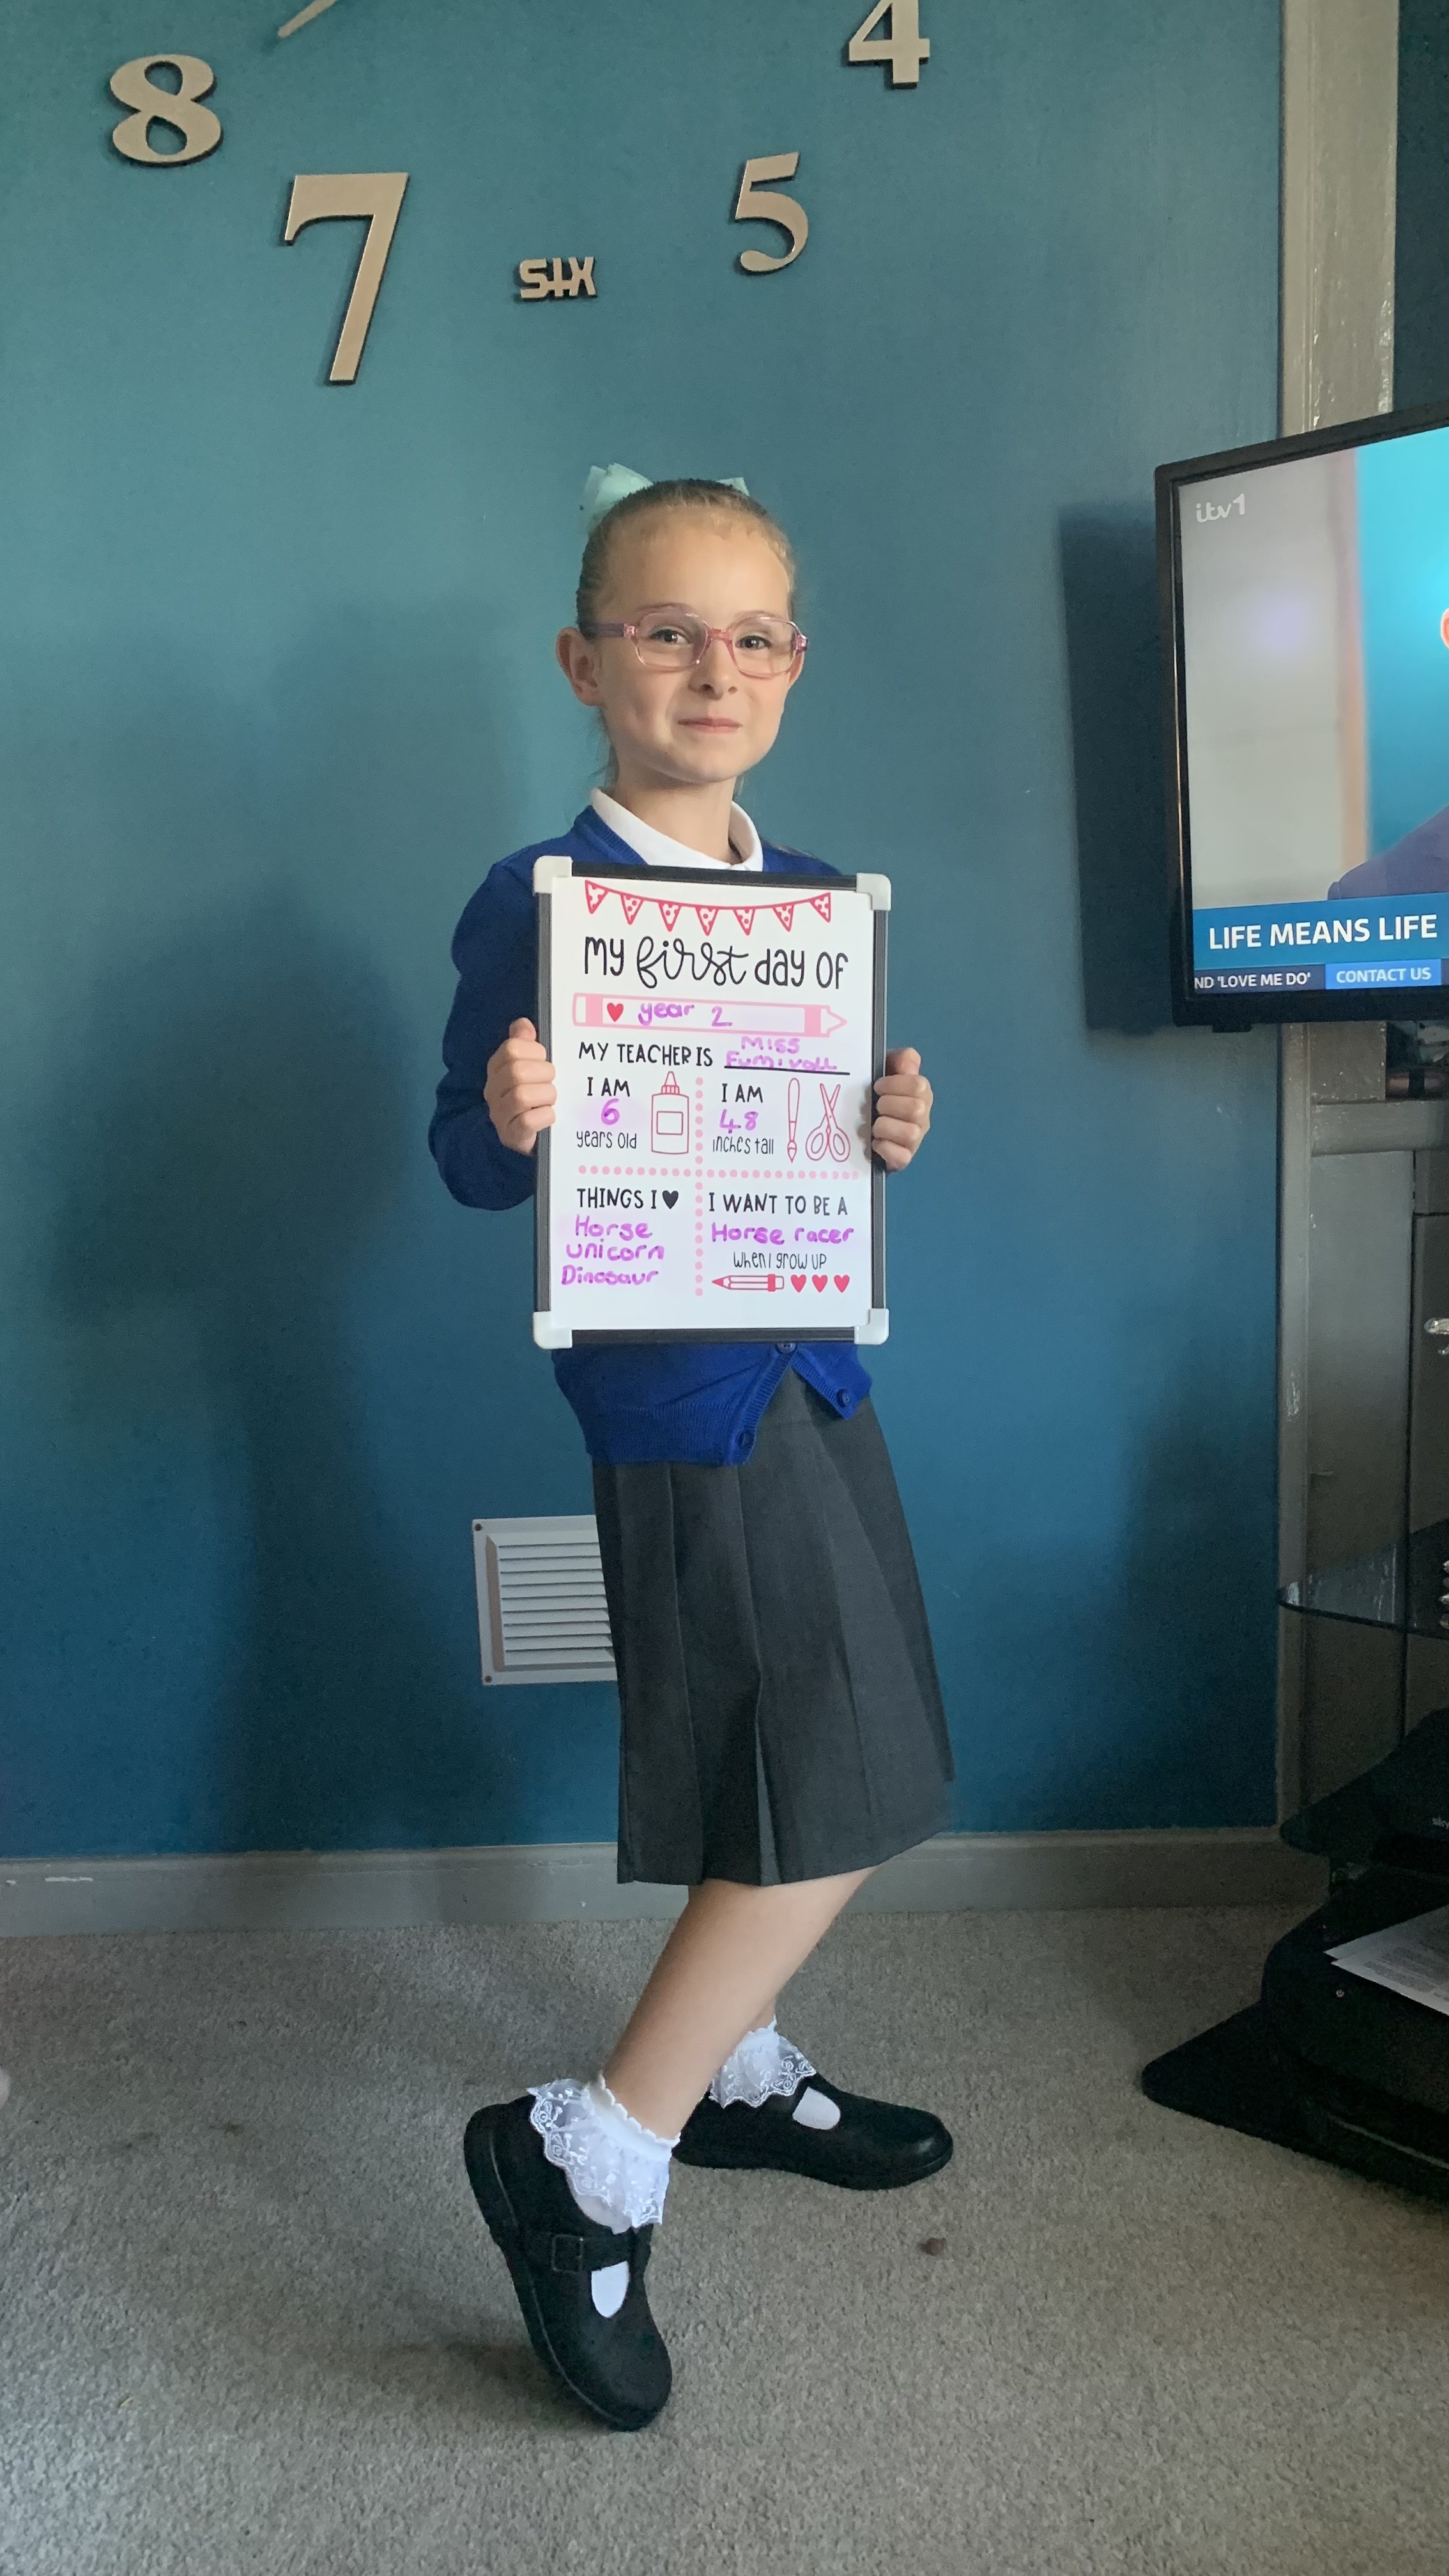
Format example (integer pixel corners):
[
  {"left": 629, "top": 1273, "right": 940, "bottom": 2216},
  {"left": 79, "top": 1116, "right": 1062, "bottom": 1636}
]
[{"left": 805, "top": 1082, "right": 851, "bottom": 1163}]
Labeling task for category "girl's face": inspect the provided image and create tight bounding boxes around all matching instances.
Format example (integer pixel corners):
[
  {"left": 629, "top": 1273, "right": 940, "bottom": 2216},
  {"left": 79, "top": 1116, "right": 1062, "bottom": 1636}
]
[{"left": 557, "top": 514, "right": 802, "bottom": 793}]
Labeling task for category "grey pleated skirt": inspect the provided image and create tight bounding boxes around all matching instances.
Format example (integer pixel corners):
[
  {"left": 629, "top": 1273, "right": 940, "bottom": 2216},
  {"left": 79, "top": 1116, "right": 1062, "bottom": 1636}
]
[{"left": 592, "top": 1368, "right": 954, "bottom": 1887}]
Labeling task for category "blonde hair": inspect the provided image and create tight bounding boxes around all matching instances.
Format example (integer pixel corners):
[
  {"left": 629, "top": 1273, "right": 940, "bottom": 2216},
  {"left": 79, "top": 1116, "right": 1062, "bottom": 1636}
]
[{"left": 575, "top": 479, "right": 797, "bottom": 631}]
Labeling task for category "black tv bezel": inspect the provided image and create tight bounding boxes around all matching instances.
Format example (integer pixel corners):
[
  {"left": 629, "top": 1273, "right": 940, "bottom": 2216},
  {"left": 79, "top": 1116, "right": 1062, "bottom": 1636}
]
[{"left": 1158, "top": 394, "right": 1449, "bottom": 1030}]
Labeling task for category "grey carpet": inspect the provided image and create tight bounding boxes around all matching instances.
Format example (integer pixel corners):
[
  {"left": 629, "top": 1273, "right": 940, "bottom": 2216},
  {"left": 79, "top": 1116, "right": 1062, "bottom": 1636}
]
[{"left": 1, "top": 1906, "right": 1445, "bottom": 2576}]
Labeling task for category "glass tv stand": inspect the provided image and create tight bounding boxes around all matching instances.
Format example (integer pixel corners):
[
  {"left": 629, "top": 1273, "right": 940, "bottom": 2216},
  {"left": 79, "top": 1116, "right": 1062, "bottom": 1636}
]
[{"left": 1280, "top": 1520, "right": 1449, "bottom": 1641}]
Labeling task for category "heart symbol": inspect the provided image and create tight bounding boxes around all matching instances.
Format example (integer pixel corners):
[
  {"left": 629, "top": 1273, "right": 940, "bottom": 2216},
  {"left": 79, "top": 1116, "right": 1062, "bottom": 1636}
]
[
  {"left": 834, "top": 1275, "right": 849, "bottom": 1292},
  {"left": 661, "top": 1190, "right": 678, "bottom": 1209},
  {"left": 790, "top": 1275, "right": 806, "bottom": 1292},
  {"left": 811, "top": 1275, "right": 827, "bottom": 1292},
  {"left": 606, "top": 1002, "right": 624, "bottom": 1021}
]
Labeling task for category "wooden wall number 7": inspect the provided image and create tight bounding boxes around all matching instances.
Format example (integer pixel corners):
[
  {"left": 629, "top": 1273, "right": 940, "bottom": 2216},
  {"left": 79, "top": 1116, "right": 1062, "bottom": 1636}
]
[
  {"left": 733, "top": 154, "right": 808, "bottom": 273},
  {"left": 283, "top": 174, "right": 409, "bottom": 382}
]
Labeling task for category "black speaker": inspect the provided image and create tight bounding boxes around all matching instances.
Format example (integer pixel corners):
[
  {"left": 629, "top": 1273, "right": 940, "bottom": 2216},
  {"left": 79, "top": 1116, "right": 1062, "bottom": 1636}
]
[{"left": 1141, "top": 1711, "right": 1449, "bottom": 2204}]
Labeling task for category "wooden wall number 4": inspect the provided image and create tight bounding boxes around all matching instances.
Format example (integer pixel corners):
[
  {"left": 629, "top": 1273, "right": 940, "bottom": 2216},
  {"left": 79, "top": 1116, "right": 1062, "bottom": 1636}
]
[
  {"left": 847, "top": 0, "right": 930, "bottom": 86},
  {"left": 283, "top": 174, "right": 409, "bottom": 382}
]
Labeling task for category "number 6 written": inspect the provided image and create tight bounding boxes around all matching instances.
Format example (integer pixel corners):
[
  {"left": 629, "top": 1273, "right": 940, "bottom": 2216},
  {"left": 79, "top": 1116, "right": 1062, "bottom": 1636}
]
[{"left": 283, "top": 173, "right": 409, "bottom": 382}]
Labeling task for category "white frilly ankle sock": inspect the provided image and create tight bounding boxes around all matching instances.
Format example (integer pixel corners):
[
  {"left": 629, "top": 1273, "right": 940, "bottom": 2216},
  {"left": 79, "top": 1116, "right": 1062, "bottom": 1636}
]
[
  {"left": 709, "top": 2019, "right": 841, "bottom": 2131},
  {"left": 528, "top": 2074, "right": 678, "bottom": 2319}
]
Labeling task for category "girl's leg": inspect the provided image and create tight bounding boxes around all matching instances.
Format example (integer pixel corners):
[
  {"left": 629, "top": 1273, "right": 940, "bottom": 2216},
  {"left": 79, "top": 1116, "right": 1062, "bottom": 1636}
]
[
  {"left": 460, "top": 1862, "right": 947, "bottom": 2437},
  {"left": 601, "top": 1869, "right": 871, "bottom": 2138}
]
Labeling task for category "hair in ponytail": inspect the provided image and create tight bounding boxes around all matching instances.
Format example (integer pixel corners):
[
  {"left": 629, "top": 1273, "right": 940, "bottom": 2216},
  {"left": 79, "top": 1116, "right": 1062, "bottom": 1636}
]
[{"left": 576, "top": 479, "right": 797, "bottom": 632}]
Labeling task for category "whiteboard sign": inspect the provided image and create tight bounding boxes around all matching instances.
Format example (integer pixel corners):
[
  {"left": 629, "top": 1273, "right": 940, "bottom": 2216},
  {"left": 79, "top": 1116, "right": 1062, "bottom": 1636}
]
[{"left": 532, "top": 859, "right": 889, "bottom": 1346}]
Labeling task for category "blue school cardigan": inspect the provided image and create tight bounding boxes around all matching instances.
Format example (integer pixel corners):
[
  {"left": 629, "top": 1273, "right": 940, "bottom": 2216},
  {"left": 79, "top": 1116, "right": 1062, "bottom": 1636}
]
[{"left": 429, "top": 802, "right": 874, "bottom": 1466}]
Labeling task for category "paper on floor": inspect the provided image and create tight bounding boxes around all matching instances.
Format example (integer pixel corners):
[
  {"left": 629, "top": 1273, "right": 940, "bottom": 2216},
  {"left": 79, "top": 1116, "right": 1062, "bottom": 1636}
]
[{"left": 1327, "top": 1902, "right": 1449, "bottom": 2020}]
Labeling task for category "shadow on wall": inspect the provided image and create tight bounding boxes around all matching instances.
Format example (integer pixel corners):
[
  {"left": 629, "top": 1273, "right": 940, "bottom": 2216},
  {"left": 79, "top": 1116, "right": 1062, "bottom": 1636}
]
[
  {"left": 934, "top": 1345, "right": 1276, "bottom": 1836},
  {"left": 35, "top": 610, "right": 533, "bottom": 1853},
  {"left": 1096, "top": 1371, "right": 1276, "bottom": 1827},
  {"left": 1059, "top": 506, "right": 1175, "bottom": 1036}
]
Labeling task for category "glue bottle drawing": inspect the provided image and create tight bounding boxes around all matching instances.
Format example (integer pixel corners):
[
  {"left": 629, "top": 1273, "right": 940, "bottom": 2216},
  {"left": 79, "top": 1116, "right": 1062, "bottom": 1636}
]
[{"left": 651, "top": 1071, "right": 690, "bottom": 1155}]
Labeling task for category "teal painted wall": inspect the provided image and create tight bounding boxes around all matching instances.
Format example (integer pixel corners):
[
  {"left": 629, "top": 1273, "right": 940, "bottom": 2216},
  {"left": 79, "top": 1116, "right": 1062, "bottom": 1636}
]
[{"left": 0, "top": 0, "right": 1282, "bottom": 1857}]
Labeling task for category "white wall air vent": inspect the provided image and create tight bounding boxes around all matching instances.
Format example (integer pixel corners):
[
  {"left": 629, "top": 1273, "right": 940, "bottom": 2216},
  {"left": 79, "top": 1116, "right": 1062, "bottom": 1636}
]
[{"left": 472, "top": 1515, "right": 617, "bottom": 1686}]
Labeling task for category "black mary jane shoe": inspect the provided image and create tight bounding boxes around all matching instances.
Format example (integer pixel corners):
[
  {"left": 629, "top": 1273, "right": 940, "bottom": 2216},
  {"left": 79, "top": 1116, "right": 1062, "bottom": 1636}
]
[
  {"left": 463, "top": 2095, "right": 671, "bottom": 2432},
  {"left": 675, "top": 2073, "right": 953, "bottom": 2191}
]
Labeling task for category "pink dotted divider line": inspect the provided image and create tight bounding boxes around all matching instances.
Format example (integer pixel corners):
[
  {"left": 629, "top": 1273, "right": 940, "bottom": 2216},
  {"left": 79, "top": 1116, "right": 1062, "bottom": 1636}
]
[
  {"left": 588, "top": 1164, "right": 847, "bottom": 1181},
  {"left": 694, "top": 1074, "right": 706, "bottom": 1295}
]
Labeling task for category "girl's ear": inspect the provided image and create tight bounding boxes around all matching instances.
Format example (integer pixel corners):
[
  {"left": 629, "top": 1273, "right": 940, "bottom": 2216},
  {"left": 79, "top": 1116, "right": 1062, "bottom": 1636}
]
[{"left": 556, "top": 625, "right": 603, "bottom": 705}]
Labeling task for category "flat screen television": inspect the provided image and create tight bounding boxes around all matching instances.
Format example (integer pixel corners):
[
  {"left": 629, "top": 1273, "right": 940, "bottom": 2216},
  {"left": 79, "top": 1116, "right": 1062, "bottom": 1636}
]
[{"left": 1159, "top": 400, "right": 1449, "bottom": 1027}]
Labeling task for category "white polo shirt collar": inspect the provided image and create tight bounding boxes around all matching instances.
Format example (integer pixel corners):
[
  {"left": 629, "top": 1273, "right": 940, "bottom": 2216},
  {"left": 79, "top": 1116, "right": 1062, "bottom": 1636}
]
[{"left": 590, "top": 787, "right": 763, "bottom": 873}]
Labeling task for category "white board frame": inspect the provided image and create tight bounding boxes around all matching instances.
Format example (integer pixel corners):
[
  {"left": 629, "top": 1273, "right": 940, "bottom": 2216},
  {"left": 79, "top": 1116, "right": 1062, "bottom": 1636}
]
[{"left": 532, "top": 857, "right": 890, "bottom": 1347}]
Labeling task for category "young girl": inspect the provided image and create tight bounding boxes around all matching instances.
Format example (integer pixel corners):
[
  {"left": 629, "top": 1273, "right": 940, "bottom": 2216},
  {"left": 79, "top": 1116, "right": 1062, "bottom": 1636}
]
[{"left": 430, "top": 469, "right": 953, "bottom": 2433}]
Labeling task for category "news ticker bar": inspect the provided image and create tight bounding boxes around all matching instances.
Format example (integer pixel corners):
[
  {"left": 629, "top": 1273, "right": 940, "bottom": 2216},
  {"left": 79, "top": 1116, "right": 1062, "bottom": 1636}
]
[
  {"left": 1194, "top": 960, "right": 1445, "bottom": 993},
  {"left": 1193, "top": 896, "right": 1446, "bottom": 974}
]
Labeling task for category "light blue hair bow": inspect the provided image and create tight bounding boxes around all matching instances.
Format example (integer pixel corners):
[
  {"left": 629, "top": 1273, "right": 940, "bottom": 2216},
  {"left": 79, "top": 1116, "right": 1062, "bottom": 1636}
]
[{"left": 581, "top": 463, "right": 749, "bottom": 536}]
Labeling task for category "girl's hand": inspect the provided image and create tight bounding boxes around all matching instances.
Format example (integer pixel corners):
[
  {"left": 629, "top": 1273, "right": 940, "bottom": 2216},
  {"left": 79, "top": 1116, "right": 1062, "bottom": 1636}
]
[
  {"left": 871, "top": 1048, "right": 932, "bottom": 1171},
  {"left": 484, "top": 1018, "right": 556, "bottom": 1154}
]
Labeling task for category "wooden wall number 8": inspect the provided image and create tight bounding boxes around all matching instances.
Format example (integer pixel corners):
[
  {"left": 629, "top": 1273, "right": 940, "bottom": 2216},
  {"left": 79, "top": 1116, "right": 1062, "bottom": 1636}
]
[
  {"left": 733, "top": 155, "right": 808, "bottom": 274},
  {"left": 109, "top": 56, "right": 222, "bottom": 164}
]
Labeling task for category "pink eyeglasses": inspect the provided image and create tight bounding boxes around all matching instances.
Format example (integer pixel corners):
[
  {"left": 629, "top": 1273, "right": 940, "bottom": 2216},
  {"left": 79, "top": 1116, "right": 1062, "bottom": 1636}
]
[{"left": 581, "top": 602, "right": 808, "bottom": 678}]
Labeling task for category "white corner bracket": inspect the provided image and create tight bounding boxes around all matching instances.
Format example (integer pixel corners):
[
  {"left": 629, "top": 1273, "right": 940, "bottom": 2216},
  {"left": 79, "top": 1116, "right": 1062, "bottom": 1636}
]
[
  {"left": 532, "top": 853, "right": 574, "bottom": 894},
  {"left": 854, "top": 872, "right": 892, "bottom": 910},
  {"left": 857, "top": 1307, "right": 889, "bottom": 1344},
  {"left": 533, "top": 1312, "right": 573, "bottom": 1349}
]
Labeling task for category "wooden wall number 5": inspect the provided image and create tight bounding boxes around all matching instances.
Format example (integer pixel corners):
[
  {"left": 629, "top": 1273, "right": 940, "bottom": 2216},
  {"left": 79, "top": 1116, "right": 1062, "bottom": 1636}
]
[
  {"left": 733, "top": 155, "right": 808, "bottom": 274},
  {"left": 283, "top": 174, "right": 409, "bottom": 383}
]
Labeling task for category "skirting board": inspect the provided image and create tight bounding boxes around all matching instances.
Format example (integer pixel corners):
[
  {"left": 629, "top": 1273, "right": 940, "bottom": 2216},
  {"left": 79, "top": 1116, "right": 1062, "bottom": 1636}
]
[{"left": 0, "top": 1828, "right": 1325, "bottom": 1939}]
